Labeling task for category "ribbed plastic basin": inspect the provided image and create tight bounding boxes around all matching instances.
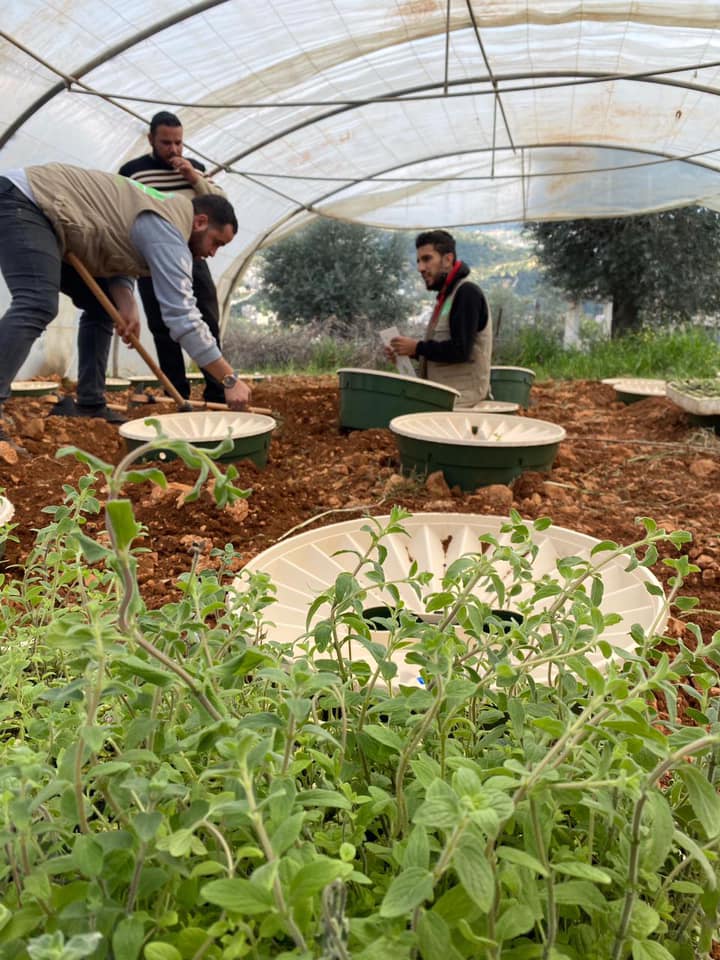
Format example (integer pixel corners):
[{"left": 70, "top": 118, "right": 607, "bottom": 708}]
[
  {"left": 105, "top": 378, "right": 131, "bottom": 392},
  {"left": 471, "top": 400, "right": 519, "bottom": 415},
  {"left": 119, "top": 411, "right": 276, "bottom": 466},
  {"left": 490, "top": 366, "right": 535, "bottom": 407},
  {"left": 10, "top": 380, "right": 58, "bottom": 397},
  {"left": 239, "top": 513, "right": 666, "bottom": 682},
  {"left": 612, "top": 378, "right": 666, "bottom": 404},
  {"left": 0, "top": 496, "right": 15, "bottom": 561},
  {"left": 338, "top": 368, "right": 459, "bottom": 430},
  {"left": 666, "top": 380, "right": 720, "bottom": 430},
  {"left": 666, "top": 380, "right": 720, "bottom": 415},
  {"left": 389, "top": 411, "right": 566, "bottom": 489},
  {"left": 128, "top": 374, "right": 161, "bottom": 391}
]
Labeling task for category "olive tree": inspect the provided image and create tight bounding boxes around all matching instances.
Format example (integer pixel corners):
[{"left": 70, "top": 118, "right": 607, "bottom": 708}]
[
  {"left": 261, "top": 218, "right": 413, "bottom": 334},
  {"left": 527, "top": 207, "right": 720, "bottom": 336}
]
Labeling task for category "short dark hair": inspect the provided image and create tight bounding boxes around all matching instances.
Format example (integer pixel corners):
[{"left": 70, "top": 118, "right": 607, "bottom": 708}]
[
  {"left": 192, "top": 194, "right": 238, "bottom": 234},
  {"left": 415, "top": 229, "right": 456, "bottom": 258},
  {"left": 150, "top": 111, "right": 182, "bottom": 135}
]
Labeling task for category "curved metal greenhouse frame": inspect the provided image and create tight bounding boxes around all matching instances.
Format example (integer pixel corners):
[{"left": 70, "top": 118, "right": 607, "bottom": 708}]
[{"left": 3, "top": 1, "right": 720, "bottom": 330}]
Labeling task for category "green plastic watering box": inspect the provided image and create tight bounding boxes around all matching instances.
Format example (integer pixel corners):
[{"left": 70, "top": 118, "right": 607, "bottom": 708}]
[
  {"left": 489, "top": 366, "right": 535, "bottom": 407},
  {"left": 119, "top": 412, "right": 276, "bottom": 467},
  {"left": 338, "top": 368, "right": 459, "bottom": 429}
]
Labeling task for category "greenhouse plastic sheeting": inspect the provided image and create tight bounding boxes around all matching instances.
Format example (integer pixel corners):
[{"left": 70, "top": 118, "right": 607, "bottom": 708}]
[{"left": 4, "top": 0, "right": 720, "bottom": 324}]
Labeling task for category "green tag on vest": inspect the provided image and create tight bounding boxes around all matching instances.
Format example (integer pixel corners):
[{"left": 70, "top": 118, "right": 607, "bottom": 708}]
[{"left": 120, "top": 176, "right": 175, "bottom": 201}]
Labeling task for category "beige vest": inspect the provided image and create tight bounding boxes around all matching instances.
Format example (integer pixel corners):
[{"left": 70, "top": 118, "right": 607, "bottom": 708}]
[
  {"left": 26, "top": 163, "right": 195, "bottom": 277},
  {"left": 424, "top": 278, "right": 492, "bottom": 408}
]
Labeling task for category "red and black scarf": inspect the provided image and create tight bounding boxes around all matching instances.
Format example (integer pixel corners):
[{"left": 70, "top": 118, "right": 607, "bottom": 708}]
[{"left": 424, "top": 259, "right": 464, "bottom": 340}]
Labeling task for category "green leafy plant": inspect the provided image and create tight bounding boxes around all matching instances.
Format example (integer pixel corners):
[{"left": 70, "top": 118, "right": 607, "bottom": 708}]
[{"left": 0, "top": 439, "right": 719, "bottom": 960}]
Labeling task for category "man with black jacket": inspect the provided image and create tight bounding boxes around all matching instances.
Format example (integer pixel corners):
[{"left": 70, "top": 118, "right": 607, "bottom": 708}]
[
  {"left": 118, "top": 111, "right": 226, "bottom": 404},
  {"left": 386, "top": 229, "right": 492, "bottom": 408}
]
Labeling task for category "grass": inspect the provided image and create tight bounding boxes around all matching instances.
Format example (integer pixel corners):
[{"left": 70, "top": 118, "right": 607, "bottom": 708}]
[
  {"left": 496, "top": 325, "right": 720, "bottom": 381},
  {"left": 224, "top": 318, "right": 720, "bottom": 382}
]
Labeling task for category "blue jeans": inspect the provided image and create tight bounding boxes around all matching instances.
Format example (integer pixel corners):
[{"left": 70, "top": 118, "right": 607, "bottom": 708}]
[{"left": 0, "top": 177, "right": 113, "bottom": 407}]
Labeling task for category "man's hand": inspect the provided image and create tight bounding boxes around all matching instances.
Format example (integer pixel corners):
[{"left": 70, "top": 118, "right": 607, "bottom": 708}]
[
  {"left": 116, "top": 303, "right": 141, "bottom": 345},
  {"left": 109, "top": 284, "right": 141, "bottom": 345},
  {"left": 169, "top": 156, "right": 201, "bottom": 185},
  {"left": 389, "top": 336, "right": 419, "bottom": 358},
  {"left": 224, "top": 379, "right": 252, "bottom": 411}
]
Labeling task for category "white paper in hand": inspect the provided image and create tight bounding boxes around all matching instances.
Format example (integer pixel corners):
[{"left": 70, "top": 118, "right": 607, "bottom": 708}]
[{"left": 379, "top": 325, "right": 417, "bottom": 378}]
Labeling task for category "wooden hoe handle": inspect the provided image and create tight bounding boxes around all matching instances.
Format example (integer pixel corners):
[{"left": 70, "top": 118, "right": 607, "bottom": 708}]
[{"left": 66, "top": 252, "right": 192, "bottom": 412}]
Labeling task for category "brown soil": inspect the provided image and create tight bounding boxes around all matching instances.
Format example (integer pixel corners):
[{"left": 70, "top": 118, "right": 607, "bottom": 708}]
[{"left": 2, "top": 376, "right": 720, "bottom": 645}]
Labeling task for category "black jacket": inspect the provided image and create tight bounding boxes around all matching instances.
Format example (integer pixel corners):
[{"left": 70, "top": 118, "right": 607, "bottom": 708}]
[{"left": 415, "top": 262, "right": 488, "bottom": 363}]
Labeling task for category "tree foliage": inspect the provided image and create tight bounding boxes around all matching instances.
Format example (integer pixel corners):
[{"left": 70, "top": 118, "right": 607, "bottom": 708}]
[
  {"left": 527, "top": 208, "right": 720, "bottom": 336},
  {"left": 262, "top": 218, "right": 413, "bottom": 333}
]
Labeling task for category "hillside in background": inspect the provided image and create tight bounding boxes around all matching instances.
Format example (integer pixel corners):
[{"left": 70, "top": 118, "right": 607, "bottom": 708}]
[{"left": 232, "top": 222, "right": 554, "bottom": 326}]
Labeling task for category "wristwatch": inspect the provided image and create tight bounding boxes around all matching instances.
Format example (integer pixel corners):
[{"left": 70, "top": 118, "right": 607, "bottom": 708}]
[{"left": 222, "top": 372, "right": 239, "bottom": 389}]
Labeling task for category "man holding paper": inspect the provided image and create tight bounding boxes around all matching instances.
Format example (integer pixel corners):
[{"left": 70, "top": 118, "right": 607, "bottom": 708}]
[{"left": 384, "top": 229, "right": 492, "bottom": 408}]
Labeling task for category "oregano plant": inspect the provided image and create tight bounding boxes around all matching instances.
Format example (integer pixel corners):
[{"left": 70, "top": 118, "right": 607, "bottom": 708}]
[{"left": 0, "top": 439, "right": 718, "bottom": 960}]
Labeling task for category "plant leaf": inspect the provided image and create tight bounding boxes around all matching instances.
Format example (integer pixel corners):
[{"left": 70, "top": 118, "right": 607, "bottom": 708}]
[
  {"left": 288, "top": 858, "right": 353, "bottom": 900},
  {"left": 553, "top": 861, "right": 612, "bottom": 884},
  {"left": 364, "top": 724, "right": 404, "bottom": 753},
  {"left": 144, "top": 945, "right": 182, "bottom": 960},
  {"left": 453, "top": 832, "right": 494, "bottom": 910},
  {"left": 495, "top": 902, "right": 536, "bottom": 941},
  {"left": 296, "top": 789, "right": 352, "bottom": 810},
  {"left": 630, "top": 939, "right": 675, "bottom": 960},
  {"left": 677, "top": 764, "right": 720, "bottom": 839},
  {"left": 200, "top": 878, "right": 274, "bottom": 914},
  {"left": 106, "top": 498, "right": 141, "bottom": 551},
  {"left": 71, "top": 835, "right": 104, "bottom": 878},
  {"left": 113, "top": 916, "right": 145, "bottom": 960},
  {"left": 379, "top": 868, "right": 434, "bottom": 918},
  {"left": 496, "top": 845, "right": 549, "bottom": 877},
  {"left": 413, "top": 780, "right": 461, "bottom": 830},
  {"left": 416, "top": 911, "right": 463, "bottom": 960}
]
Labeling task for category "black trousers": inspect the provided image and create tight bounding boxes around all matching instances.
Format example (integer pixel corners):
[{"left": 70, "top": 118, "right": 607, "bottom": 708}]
[{"left": 138, "top": 258, "right": 224, "bottom": 402}]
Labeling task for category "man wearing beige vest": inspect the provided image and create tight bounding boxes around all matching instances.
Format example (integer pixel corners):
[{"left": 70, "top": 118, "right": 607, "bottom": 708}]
[
  {"left": 0, "top": 163, "right": 251, "bottom": 441},
  {"left": 385, "top": 229, "right": 492, "bottom": 408}
]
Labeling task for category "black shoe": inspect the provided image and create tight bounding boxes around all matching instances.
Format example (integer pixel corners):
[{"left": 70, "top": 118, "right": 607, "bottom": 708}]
[
  {"left": 48, "top": 396, "right": 126, "bottom": 424},
  {"left": 76, "top": 403, "right": 127, "bottom": 424},
  {"left": 48, "top": 396, "right": 79, "bottom": 417}
]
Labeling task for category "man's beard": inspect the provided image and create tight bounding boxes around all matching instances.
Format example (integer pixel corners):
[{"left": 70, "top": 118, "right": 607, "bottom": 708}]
[
  {"left": 152, "top": 150, "right": 174, "bottom": 169},
  {"left": 427, "top": 272, "right": 448, "bottom": 292}
]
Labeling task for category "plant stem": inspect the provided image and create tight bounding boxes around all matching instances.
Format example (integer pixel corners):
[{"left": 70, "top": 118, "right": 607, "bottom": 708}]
[
  {"left": 281, "top": 715, "right": 296, "bottom": 776},
  {"left": 433, "top": 820, "right": 467, "bottom": 880},
  {"left": 199, "top": 820, "right": 235, "bottom": 876},
  {"left": 611, "top": 735, "right": 720, "bottom": 960},
  {"left": 132, "top": 628, "right": 224, "bottom": 722},
  {"left": 241, "top": 772, "right": 308, "bottom": 952},
  {"left": 125, "top": 841, "right": 146, "bottom": 912},
  {"left": 394, "top": 677, "right": 444, "bottom": 836},
  {"left": 529, "top": 796, "right": 556, "bottom": 958}
]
